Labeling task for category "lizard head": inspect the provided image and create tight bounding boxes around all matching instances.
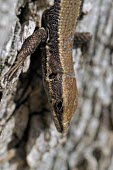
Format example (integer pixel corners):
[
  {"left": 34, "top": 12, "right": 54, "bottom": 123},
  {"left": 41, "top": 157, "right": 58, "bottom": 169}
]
[{"left": 44, "top": 71, "right": 78, "bottom": 133}]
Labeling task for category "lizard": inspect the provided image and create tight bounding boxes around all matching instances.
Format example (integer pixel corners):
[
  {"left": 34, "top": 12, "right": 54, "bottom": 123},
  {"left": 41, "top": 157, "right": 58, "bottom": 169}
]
[{"left": 2, "top": 0, "right": 91, "bottom": 133}]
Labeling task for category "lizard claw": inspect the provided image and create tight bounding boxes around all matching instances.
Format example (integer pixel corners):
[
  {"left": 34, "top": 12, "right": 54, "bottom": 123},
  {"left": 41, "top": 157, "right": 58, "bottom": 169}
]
[{"left": 1, "top": 62, "right": 22, "bottom": 88}]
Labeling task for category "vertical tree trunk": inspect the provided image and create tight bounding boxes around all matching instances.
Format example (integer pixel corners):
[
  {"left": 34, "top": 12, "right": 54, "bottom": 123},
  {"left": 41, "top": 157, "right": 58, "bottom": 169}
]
[{"left": 0, "top": 0, "right": 113, "bottom": 170}]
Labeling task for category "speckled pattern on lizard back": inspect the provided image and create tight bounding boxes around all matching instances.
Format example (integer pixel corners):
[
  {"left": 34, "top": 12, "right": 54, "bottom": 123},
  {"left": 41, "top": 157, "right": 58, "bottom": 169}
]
[{"left": 41, "top": 0, "right": 83, "bottom": 133}]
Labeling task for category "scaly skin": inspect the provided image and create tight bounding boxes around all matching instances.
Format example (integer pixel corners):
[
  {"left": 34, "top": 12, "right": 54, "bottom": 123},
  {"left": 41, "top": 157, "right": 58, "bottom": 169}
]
[
  {"left": 41, "top": 0, "right": 83, "bottom": 133},
  {"left": 3, "top": 0, "right": 88, "bottom": 133}
]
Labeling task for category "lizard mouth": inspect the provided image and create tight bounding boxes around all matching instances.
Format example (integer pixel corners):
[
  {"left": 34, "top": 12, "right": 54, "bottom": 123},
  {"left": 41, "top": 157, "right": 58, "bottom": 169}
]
[
  {"left": 53, "top": 100, "right": 64, "bottom": 133},
  {"left": 52, "top": 110, "right": 69, "bottom": 134},
  {"left": 53, "top": 100, "right": 69, "bottom": 133}
]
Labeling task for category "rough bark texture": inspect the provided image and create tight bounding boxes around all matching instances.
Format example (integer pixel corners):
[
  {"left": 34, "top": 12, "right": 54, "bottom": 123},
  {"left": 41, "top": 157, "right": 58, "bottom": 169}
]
[{"left": 0, "top": 0, "right": 113, "bottom": 170}]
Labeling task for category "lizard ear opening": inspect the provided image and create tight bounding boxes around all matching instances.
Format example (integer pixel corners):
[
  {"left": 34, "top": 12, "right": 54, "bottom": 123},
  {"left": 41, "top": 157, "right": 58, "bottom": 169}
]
[{"left": 49, "top": 73, "right": 57, "bottom": 79}]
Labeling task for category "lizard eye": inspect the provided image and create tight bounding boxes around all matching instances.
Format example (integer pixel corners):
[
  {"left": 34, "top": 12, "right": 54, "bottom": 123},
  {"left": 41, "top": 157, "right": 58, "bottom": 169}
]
[
  {"left": 54, "top": 100, "right": 63, "bottom": 113},
  {"left": 49, "top": 73, "right": 57, "bottom": 79}
]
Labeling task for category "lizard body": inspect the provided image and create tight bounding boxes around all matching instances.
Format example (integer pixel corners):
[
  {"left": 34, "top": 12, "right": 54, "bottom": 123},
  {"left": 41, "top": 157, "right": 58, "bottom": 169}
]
[
  {"left": 41, "top": 0, "right": 82, "bottom": 133},
  {"left": 2, "top": 0, "right": 91, "bottom": 133}
]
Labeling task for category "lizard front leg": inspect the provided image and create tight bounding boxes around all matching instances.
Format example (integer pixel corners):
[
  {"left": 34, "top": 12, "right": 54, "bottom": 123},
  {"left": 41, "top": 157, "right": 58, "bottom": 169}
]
[{"left": 2, "top": 28, "right": 47, "bottom": 84}]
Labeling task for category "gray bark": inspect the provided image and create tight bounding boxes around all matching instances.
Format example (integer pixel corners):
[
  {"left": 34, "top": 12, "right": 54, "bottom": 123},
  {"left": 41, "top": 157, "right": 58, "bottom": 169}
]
[{"left": 0, "top": 0, "right": 113, "bottom": 170}]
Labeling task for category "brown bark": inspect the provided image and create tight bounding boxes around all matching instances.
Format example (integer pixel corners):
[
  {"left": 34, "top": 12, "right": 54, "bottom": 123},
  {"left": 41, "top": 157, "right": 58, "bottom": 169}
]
[{"left": 0, "top": 0, "right": 113, "bottom": 170}]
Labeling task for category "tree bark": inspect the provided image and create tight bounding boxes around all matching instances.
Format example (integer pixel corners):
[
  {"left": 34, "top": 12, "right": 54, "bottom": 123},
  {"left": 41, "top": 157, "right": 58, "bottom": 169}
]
[{"left": 0, "top": 0, "right": 113, "bottom": 170}]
